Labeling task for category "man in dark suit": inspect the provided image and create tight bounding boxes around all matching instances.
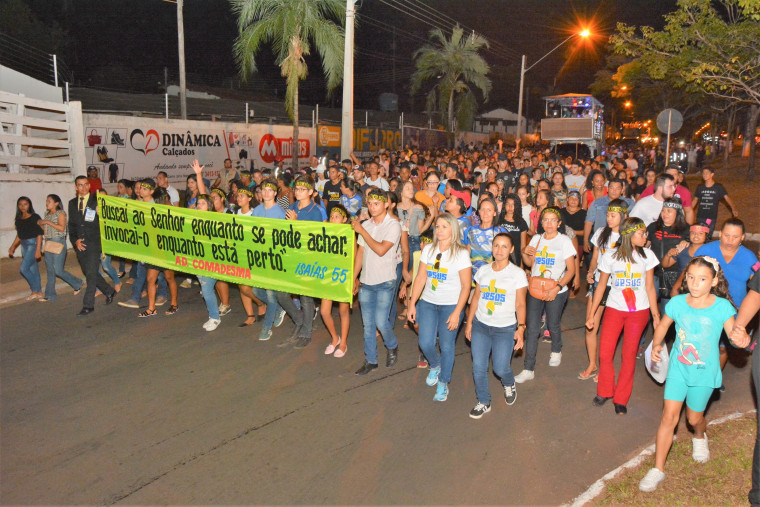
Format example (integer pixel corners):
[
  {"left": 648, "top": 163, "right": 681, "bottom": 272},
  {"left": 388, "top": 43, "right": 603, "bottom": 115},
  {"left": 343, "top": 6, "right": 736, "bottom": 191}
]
[{"left": 68, "top": 175, "right": 115, "bottom": 315}]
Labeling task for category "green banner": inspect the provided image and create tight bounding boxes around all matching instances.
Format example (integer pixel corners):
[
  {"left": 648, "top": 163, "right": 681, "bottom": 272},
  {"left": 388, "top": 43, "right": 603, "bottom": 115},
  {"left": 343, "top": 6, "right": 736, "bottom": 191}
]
[{"left": 98, "top": 195, "right": 355, "bottom": 302}]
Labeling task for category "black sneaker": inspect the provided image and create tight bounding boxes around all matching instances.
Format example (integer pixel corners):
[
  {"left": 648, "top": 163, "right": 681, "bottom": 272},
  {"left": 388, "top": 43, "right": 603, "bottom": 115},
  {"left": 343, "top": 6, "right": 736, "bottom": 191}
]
[
  {"left": 504, "top": 384, "right": 517, "bottom": 405},
  {"left": 355, "top": 361, "right": 378, "bottom": 376},
  {"left": 293, "top": 336, "right": 311, "bottom": 349},
  {"left": 469, "top": 402, "right": 491, "bottom": 419},
  {"left": 386, "top": 347, "right": 398, "bottom": 367}
]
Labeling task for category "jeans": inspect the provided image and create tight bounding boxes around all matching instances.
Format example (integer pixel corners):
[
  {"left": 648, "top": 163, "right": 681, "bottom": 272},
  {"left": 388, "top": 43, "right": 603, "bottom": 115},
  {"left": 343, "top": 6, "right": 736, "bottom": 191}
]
[
  {"left": 19, "top": 238, "right": 42, "bottom": 293},
  {"left": 128, "top": 262, "right": 167, "bottom": 302},
  {"left": 276, "top": 292, "right": 314, "bottom": 339},
  {"left": 523, "top": 290, "right": 569, "bottom": 371},
  {"left": 750, "top": 339, "right": 760, "bottom": 506},
  {"left": 198, "top": 276, "right": 219, "bottom": 320},
  {"left": 43, "top": 238, "right": 82, "bottom": 300},
  {"left": 387, "top": 261, "right": 404, "bottom": 326},
  {"left": 254, "top": 287, "right": 282, "bottom": 331},
  {"left": 358, "top": 280, "right": 398, "bottom": 365},
  {"left": 417, "top": 299, "right": 463, "bottom": 384},
  {"left": 471, "top": 318, "right": 517, "bottom": 404},
  {"left": 101, "top": 254, "right": 120, "bottom": 285}
]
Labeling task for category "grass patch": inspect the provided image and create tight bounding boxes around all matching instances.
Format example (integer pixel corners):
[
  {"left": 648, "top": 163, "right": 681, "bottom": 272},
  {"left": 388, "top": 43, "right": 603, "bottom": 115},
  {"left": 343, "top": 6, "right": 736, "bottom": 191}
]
[{"left": 593, "top": 413, "right": 755, "bottom": 505}]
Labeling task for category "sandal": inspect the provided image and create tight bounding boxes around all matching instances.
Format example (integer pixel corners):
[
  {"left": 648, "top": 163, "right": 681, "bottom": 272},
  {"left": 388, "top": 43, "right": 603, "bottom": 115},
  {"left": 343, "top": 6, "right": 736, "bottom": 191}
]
[
  {"left": 578, "top": 369, "right": 598, "bottom": 380},
  {"left": 165, "top": 305, "right": 178, "bottom": 315},
  {"left": 238, "top": 315, "right": 256, "bottom": 327},
  {"left": 138, "top": 308, "right": 157, "bottom": 318}
]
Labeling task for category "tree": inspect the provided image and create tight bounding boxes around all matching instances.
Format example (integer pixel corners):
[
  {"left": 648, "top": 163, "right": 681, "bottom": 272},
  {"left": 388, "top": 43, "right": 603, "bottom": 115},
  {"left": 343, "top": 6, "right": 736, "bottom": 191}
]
[
  {"left": 410, "top": 26, "right": 491, "bottom": 137},
  {"left": 231, "top": 0, "right": 344, "bottom": 169},
  {"left": 611, "top": 0, "right": 760, "bottom": 179}
]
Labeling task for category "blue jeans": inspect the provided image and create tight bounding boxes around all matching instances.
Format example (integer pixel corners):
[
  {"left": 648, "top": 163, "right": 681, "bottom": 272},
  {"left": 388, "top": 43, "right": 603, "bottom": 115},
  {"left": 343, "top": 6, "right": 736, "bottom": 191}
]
[
  {"left": 198, "top": 276, "right": 219, "bottom": 320},
  {"left": 417, "top": 299, "right": 464, "bottom": 384},
  {"left": 101, "top": 254, "right": 120, "bottom": 285},
  {"left": 276, "top": 292, "right": 314, "bottom": 339},
  {"left": 358, "top": 280, "right": 398, "bottom": 364},
  {"left": 43, "top": 238, "right": 82, "bottom": 300},
  {"left": 387, "top": 261, "right": 404, "bottom": 326},
  {"left": 471, "top": 319, "right": 517, "bottom": 404},
  {"left": 523, "top": 290, "right": 569, "bottom": 371},
  {"left": 19, "top": 238, "right": 42, "bottom": 293},
  {"left": 129, "top": 262, "right": 167, "bottom": 302},
  {"left": 254, "top": 287, "right": 282, "bottom": 331}
]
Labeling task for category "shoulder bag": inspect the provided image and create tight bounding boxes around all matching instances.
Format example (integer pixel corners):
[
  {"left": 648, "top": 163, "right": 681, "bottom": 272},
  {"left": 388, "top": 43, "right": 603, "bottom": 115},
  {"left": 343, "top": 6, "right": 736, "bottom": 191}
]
[{"left": 528, "top": 235, "right": 559, "bottom": 299}]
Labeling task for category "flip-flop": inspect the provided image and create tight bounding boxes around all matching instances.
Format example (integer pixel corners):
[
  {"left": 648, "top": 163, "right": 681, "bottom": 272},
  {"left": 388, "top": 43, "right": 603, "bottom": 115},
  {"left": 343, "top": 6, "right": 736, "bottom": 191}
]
[{"left": 578, "top": 369, "right": 598, "bottom": 380}]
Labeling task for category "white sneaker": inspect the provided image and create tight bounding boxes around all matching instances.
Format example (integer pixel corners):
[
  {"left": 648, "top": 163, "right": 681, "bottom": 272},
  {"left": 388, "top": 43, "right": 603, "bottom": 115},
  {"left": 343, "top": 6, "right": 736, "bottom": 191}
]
[
  {"left": 639, "top": 467, "right": 665, "bottom": 492},
  {"left": 549, "top": 351, "right": 562, "bottom": 367},
  {"left": 692, "top": 434, "right": 709, "bottom": 463},
  {"left": 180, "top": 278, "right": 193, "bottom": 289},
  {"left": 202, "top": 318, "right": 221, "bottom": 331},
  {"left": 514, "top": 370, "right": 535, "bottom": 383}
]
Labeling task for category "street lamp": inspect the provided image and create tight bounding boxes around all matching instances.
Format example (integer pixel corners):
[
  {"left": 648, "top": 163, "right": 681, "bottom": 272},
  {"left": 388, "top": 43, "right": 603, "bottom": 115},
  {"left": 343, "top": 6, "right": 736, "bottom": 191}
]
[{"left": 516, "top": 29, "right": 590, "bottom": 142}]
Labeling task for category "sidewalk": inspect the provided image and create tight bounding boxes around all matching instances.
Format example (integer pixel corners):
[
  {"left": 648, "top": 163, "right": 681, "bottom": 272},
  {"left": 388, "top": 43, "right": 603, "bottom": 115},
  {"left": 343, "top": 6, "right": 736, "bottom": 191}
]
[{"left": 0, "top": 250, "right": 127, "bottom": 308}]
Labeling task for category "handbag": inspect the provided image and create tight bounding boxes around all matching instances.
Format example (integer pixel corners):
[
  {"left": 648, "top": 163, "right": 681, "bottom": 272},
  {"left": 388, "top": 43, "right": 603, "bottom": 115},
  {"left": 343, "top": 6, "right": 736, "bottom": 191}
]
[
  {"left": 87, "top": 129, "right": 102, "bottom": 147},
  {"left": 43, "top": 240, "right": 64, "bottom": 255},
  {"left": 528, "top": 236, "right": 559, "bottom": 299}
]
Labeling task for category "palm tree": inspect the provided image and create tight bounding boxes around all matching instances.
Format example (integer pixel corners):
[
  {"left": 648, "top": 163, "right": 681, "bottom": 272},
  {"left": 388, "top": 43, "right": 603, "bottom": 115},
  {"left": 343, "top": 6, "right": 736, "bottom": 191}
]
[
  {"left": 411, "top": 26, "right": 491, "bottom": 137},
  {"left": 231, "top": 0, "right": 344, "bottom": 169}
]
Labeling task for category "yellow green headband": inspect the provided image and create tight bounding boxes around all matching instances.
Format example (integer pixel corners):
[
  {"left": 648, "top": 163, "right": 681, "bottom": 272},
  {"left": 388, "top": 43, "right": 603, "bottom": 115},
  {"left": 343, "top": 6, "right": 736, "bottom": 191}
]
[
  {"left": 261, "top": 182, "right": 278, "bottom": 192},
  {"left": 238, "top": 188, "right": 254, "bottom": 198},
  {"left": 368, "top": 194, "right": 388, "bottom": 203},
  {"left": 541, "top": 208, "right": 562, "bottom": 220},
  {"left": 331, "top": 207, "right": 348, "bottom": 219},
  {"left": 141, "top": 182, "right": 154, "bottom": 191},
  {"left": 608, "top": 205, "right": 627, "bottom": 214},
  {"left": 295, "top": 180, "right": 314, "bottom": 190},
  {"left": 621, "top": 222, "right": 645, "bottom": 236},
  {"left": 211, "top": 188, "right": 226, "bottom": 201}
]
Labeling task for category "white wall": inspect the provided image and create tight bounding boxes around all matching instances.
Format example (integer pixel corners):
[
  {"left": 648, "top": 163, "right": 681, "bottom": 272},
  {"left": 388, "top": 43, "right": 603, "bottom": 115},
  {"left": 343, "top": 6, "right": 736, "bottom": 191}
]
[
  {"left": 0, "top": 65, "right": 62, "bottom": 103},
  {"left": 0, "top": 174, "right": 76, "bottom": 252}
]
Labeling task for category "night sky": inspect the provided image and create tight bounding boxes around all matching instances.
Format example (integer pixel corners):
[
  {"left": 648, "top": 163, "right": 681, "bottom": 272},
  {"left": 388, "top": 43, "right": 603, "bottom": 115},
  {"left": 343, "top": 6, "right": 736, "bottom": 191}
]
[{"left": 5, "top": 0, "right": 678, "bottom": 120}]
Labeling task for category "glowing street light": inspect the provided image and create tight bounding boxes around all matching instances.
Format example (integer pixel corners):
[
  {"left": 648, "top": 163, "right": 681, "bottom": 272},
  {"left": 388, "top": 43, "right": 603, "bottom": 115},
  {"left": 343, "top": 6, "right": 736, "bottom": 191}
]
[
  {"left": 624, "top": 101, "right": 632, "bottom": 108},
  {"left": 516, "top": 28, "right": 591, "bottom": 141}
]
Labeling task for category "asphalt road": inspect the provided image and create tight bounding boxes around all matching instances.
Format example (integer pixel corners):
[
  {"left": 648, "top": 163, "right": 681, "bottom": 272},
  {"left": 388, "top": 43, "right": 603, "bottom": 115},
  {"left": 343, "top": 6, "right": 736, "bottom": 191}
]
[{"left": 1, "top": 285, "right": 755, "bottom": 505}]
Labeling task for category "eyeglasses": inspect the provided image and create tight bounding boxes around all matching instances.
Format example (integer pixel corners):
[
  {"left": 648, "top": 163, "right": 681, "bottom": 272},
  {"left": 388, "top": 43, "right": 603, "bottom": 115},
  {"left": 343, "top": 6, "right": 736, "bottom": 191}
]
[
  {"left": 427, "top": 180, "right": 440, "bottom": 185},
  {"left": 433, "top": 252, "right": 442, "bottom": 271}
]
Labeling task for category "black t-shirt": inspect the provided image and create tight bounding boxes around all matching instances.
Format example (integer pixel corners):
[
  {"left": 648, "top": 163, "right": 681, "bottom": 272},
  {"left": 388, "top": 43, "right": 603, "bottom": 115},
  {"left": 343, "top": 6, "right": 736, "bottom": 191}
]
[
  {"left": 647, "top": 222, "right": 689, "bottom": 274},
  {"left": 694, "top": 183, "right": 727, "bottom": 221},
  {"left": 15, "top": 214, "right": 43, "bottom": 240},
  {"left": 560, "top": 208, "right": 587, "bottom": 232},
  {"left": 500, "top": 215, "right": 529, "bottom": 267},
  {"left": 322, "top": 180, "right": 342, "bottom": 214}
]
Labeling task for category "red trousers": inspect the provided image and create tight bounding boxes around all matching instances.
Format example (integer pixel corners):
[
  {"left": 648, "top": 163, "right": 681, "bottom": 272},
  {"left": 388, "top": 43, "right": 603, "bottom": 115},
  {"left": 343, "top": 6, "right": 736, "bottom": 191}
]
[{"left": 597, "top": 307, "right": 650, "bottom": 406}]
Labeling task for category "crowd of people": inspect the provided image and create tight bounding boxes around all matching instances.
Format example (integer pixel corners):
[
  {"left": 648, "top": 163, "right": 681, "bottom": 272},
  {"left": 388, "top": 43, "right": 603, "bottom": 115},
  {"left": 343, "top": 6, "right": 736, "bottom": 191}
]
[{"left": 9, "top": 139, "right": 760, "bottom": 496}]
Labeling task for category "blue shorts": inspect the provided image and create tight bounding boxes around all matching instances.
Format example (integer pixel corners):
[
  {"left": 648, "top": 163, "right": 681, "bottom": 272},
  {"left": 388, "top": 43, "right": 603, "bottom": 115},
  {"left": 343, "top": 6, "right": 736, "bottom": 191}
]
[{"left": 663, "top": 377, "right": 715, "bottom": 412}]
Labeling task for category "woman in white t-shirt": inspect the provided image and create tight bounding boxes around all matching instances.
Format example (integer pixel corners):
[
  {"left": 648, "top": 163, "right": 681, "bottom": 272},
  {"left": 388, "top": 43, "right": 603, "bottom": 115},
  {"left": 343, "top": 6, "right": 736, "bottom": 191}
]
[
  {"left": 580, "top": 199, "right": 627, "bottom": 380},
  {"left": 464, "top": 233, "right": 527, "bottom": 419},
  {"left": 515, "top": 207, "right": 577, "bottom": 383},
  {"left": 586, "top": 217, "right": 660, "bottom": 415},
  {"left": 408, "top": 213, "right": 472, "bottom": 402}
]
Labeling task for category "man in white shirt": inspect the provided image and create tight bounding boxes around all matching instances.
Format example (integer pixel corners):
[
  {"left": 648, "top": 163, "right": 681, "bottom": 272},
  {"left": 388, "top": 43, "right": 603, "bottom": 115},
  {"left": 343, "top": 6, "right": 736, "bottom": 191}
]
[
  {"left": 630, "top": 173, "right": 676, "bottom": 226},
  {"left": 156, "top": 171, "right": 180, "bottom": 206},
  {"left": 352, "top": 188, "right": 401, "bottom": 375},
  {"left": 564, "top": 160, "right": 586, "bottom": 193},
  {"left": 365, "top": 161, "right": 390, "bottom": 191}
]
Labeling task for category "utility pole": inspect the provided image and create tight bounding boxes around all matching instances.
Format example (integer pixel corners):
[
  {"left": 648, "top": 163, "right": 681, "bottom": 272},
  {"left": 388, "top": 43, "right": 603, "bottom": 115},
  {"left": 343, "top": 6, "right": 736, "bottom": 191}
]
[
  {"left": 340, "top": 0, "right": 356, "bottom": 160},
  {"left": 177, "top": 0, "right": 187, "bottom": 120},
  {"left": 516, "top": 55, "right": 525, "bottom": 142},
  {"left": 392, "top": 27, "right": 396, "bottom": 95}
]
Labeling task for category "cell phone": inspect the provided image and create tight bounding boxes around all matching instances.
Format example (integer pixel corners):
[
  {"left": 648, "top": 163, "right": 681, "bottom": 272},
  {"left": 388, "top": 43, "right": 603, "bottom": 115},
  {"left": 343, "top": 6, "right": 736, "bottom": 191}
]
[{"left": 360, "top": 206, "right": 368, "bottom": 216}]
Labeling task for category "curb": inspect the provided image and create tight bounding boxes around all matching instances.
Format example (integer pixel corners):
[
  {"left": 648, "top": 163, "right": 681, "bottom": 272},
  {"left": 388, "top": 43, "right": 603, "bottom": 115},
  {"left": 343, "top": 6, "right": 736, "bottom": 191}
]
[{"left": 565, "top": 409, "right": 757, "bottom": 506}]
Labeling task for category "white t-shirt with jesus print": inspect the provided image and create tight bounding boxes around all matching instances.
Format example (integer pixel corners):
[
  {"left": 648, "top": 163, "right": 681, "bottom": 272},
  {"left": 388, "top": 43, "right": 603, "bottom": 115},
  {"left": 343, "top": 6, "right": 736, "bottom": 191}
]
[
  {"left": 419, "top": 244, "right": 472, "bottom": 306},
  {"left": 598, "top": 248, "right": 659, "bottom": 312},
  {"left": 474, "top": 262, "right": 528, "bottom": 327},
  {"left": 527, "top": 233, "right": 576, "bottom": 294}
]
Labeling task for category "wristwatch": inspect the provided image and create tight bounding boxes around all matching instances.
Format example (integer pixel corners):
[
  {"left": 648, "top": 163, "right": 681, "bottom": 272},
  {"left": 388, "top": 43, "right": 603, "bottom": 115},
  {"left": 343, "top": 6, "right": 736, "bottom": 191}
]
[{"left": 557, "top": 283, "right": 564, "bottom": 291}]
